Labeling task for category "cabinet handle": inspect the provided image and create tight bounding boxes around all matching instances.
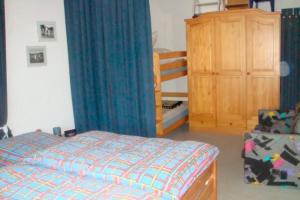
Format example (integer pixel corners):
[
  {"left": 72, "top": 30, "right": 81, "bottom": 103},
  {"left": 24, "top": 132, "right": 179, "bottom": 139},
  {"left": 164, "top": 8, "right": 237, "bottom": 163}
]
[
  {"left": 247, "top": 72, "right": 251, "bottom": 75},
  {"left": 212, "top": 72, "right": 215, "bottom": 75}
]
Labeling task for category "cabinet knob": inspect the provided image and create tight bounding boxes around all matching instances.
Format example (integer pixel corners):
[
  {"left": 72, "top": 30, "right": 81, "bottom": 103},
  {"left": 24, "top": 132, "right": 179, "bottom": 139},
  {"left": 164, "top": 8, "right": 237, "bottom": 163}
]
[{"left": 247, "top": 72, "right": 251, "bottom": 75}]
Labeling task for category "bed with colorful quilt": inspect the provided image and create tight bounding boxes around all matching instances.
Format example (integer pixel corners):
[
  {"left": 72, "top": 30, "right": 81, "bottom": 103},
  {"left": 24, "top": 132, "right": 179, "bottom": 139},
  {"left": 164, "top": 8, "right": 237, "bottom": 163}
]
[
  {"left": 0, "top": 131, "right": 219, "bottom": 200},
  {"left": 0, "top": 132, "right": 65, "bottom": 167}
]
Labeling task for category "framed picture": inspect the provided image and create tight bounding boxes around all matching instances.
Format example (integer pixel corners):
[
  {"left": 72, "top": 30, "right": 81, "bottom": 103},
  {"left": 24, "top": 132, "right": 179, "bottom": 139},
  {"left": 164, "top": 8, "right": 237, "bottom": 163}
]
[
  {"left": 37, "top": 21, "right": 56, "bottom": 41},
  {"left": 26, "top": 46, "right": 47, "bottom": 67}
]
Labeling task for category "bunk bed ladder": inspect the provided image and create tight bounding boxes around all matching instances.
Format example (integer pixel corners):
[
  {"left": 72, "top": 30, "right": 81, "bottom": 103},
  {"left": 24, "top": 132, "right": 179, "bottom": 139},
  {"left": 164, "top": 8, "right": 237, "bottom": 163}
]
[
  {"left": 153, "top": 51, "right": 188, "bottom": 137},
  {"left": 153, "top": 52, "right": 164, "bottom": 136},
  {"left": 193, "top": 0, "right": 223, "bottom": 17}
]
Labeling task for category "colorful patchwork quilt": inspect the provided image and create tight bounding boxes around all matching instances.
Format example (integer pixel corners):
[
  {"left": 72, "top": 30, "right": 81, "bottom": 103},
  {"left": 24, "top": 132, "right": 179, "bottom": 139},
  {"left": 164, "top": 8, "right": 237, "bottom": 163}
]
[
  {"left": 0, "top": 132, "right": 65, "bottom": 167},
  {"left": 24, "top": 131, "right": 219, "bottom": 199},
  {"left": 243, "top": 131, "right": 300, "bottom": 188},
  {"left": 0, "top": 164, "right": 158, "bottom": 200}
]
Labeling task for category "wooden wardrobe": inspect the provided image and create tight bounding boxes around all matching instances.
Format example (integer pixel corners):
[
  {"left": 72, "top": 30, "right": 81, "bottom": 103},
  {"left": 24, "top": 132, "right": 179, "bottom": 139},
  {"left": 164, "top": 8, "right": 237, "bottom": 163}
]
[{"left": 186, "top": 9, "right": 280, "bottom": 133}]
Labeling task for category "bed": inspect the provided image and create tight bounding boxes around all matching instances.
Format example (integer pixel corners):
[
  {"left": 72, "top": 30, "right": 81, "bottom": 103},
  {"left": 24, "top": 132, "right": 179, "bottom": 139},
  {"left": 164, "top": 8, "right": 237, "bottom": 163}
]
[
  {"left": 163, "top": 101, "right": 188, "bottom": 130},
  {"left": 0, "top": 131, "right": 219, "bottom": 200},
  {"left": 0, "top": 132, "right": 65, "bottom": 167},
  {"left": 153, "top": 51, "right": 188, "bottom": 136}
]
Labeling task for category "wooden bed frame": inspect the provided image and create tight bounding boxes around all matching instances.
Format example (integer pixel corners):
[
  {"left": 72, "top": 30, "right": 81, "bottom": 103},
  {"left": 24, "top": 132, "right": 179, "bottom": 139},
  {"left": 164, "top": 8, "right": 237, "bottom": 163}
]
[
  {"left": 153, "top": 51, "right": 188, "bottom": 136},
  {"left": 182, "top": 160, "right": 217, "bottom": 200}
]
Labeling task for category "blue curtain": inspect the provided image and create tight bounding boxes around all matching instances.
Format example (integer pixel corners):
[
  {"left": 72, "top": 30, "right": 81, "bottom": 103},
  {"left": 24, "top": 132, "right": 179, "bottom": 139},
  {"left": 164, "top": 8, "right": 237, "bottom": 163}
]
[
  {"left": 64, "top": 0, "right": 155, "bottom": 137},
  {"left": 280, "top": 8, "right": 300, "bottom": 110},
  {"left": 0, "top": 0, "right": 7, "bottom": 127}
]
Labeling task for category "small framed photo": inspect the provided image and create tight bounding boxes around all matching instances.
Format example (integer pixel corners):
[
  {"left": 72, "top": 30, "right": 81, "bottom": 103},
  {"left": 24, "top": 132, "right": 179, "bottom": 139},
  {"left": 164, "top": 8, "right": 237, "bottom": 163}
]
[
  {"left": 26, "top": 46, "right": 47, "bottom": 67},
  {"left": 37, "top": 21, "right": 56, "bottom": 41}
]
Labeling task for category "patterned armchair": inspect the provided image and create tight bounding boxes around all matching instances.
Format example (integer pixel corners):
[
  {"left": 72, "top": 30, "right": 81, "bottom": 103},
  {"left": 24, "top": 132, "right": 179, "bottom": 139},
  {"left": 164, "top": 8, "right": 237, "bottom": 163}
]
[{"left": 243, "top": 104, "right": 300, "bottom": 188}]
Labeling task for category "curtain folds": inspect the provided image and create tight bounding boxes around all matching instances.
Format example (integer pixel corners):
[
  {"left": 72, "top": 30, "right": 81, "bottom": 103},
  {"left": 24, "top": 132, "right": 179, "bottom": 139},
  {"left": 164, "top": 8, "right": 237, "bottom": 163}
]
[
  {"left": 280, "top": 8, "right": 300, "bottom": 110},
  {"left": 64, "top": 0, "right": 155, "bottom": 137},
  {"left": 0, "top": 0, "right": 7, "bottom": 127}
]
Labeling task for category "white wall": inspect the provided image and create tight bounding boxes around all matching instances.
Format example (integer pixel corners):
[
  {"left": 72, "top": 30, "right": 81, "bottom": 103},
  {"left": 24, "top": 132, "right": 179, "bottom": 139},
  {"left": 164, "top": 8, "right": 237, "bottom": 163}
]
[
  {"left": 259, "top": 0, "right": 300, "bottom": 11},
  {"left": 150, "top": 0, "right": 220, "bottom": 51},
  {"left": 150, "top": 0, "right": 300, "bottom": 93},
  {"left": 151, "top": 0, "right": 300, "bottom": 50},
  {"left": 150, "top": 0, "right": 218, "bottom": 93},
  {"left": 5, "top": 0, "right": 74, "bottom": 135}
]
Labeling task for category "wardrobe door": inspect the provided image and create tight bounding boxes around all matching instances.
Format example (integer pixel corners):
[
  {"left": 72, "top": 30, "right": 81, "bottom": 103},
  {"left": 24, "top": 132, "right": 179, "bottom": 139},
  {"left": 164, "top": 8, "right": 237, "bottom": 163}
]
[
  {"left": 215, "top": 14, "right": 247, "bottom": 129},
  {"left": 246, "top": 14, "right": 280, "bottom": 129},
  {"left": 187, "top": 17, "right": 216, "bottom": 129}
]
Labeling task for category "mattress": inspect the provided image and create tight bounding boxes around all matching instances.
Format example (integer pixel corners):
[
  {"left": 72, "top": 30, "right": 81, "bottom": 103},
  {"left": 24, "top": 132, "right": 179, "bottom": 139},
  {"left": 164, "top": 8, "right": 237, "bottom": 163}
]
[
  {"left": 163, "top": 101, "right": 188, "bottom": 129},
  {"left": 24, "top": 131, "right": 219, "bottom": 199},
  {"left": 0, "top": 132, "right": 65, "bottom": 167}
]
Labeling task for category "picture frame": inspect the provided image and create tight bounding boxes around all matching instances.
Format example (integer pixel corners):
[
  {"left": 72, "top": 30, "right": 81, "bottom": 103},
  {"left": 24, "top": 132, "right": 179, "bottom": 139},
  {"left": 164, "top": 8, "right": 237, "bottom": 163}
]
[
  {"left": 37, "top": 21, "right": 57, "bottom": 41},
  {"left": 26, "top": 46, "right": 47, "bottom": 67}
]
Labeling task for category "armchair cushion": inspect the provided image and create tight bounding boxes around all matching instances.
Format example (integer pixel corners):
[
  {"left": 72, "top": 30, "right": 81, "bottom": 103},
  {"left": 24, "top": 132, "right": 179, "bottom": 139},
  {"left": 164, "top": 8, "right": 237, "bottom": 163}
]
[
  {"left": 257, "top": 110, "right": 296, "bottom": 134},
  {"left": 243, "top": 131, "right": 300, "bottom": 188}
]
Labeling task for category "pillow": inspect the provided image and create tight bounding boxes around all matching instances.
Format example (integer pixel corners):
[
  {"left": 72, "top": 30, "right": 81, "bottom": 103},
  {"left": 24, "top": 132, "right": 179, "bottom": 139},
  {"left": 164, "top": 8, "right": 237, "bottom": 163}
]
[
  {"left": 0, "top": 125, "right": 13, "bottom": 140},
  {"left": 162, "top": 101, "right": 183, "bottom": 109},
  {"left": 258, "top": 110, "right": 296, "bottom": 134}
]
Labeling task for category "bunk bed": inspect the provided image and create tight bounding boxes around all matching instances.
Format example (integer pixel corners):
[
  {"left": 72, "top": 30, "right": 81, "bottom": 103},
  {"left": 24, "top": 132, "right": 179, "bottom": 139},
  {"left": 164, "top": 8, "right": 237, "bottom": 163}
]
[{"left": 153, "top": 51, "right": 188, "bottom": 136}]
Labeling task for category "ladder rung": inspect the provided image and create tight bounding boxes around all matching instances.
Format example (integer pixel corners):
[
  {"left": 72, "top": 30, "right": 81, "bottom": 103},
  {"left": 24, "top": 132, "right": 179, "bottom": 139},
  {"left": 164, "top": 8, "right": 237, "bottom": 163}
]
[{"left": 195, "top": 2, "right": 219, "bottom": 6}]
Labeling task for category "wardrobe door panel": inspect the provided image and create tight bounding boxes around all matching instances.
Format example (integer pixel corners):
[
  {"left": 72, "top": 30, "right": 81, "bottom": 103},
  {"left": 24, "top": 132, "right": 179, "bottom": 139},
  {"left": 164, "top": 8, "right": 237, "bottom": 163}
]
[
  {"left": 247, "top": 16, "right": 279, "bottom": 74},
  {"left": 215, "top": 14, "right": 246, "bottom": 128},
  {"left": 247, "top": 76, "right": 279, "bottom": 127},
  {"left": 189, "top": 75, "right": 216, "bottom": 128},
  {"left": 246, "top": 15, "right": 280, "bottom": 128},
  {"left": 187, "top": 17, "right": 216, "bottom": 129},
  {"left": 215, "top": 15, "right": 246, "bottom": 74},
  {"left": 188, "top": 18, "right": 215, "bottom": 74},
  {"left": 216, "top": 75, "right": 246, "bottom": 128}
]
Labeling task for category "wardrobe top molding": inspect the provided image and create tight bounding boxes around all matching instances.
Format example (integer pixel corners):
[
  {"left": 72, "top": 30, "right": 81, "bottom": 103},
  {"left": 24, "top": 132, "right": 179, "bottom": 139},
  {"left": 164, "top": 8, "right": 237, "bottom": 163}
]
[{"left": 185, "top": 9, "right": 280, "bottom": 24}]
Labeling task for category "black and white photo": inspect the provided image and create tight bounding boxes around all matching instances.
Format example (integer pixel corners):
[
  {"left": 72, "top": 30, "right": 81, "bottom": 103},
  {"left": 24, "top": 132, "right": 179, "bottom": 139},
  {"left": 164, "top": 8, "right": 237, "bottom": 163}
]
[
  {"left": 37, "top": 21, "right": 56, "bottom": 41},
  {"left": 26, "top": 46, "right": 47, "bottom": 67}
]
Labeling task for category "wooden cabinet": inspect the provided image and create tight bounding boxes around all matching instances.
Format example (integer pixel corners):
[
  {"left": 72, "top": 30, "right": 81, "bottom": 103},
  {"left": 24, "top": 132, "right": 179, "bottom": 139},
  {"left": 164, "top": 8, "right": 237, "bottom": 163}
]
[{"left": 186, "top": 9, "right": 280, "bottom": 132}]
